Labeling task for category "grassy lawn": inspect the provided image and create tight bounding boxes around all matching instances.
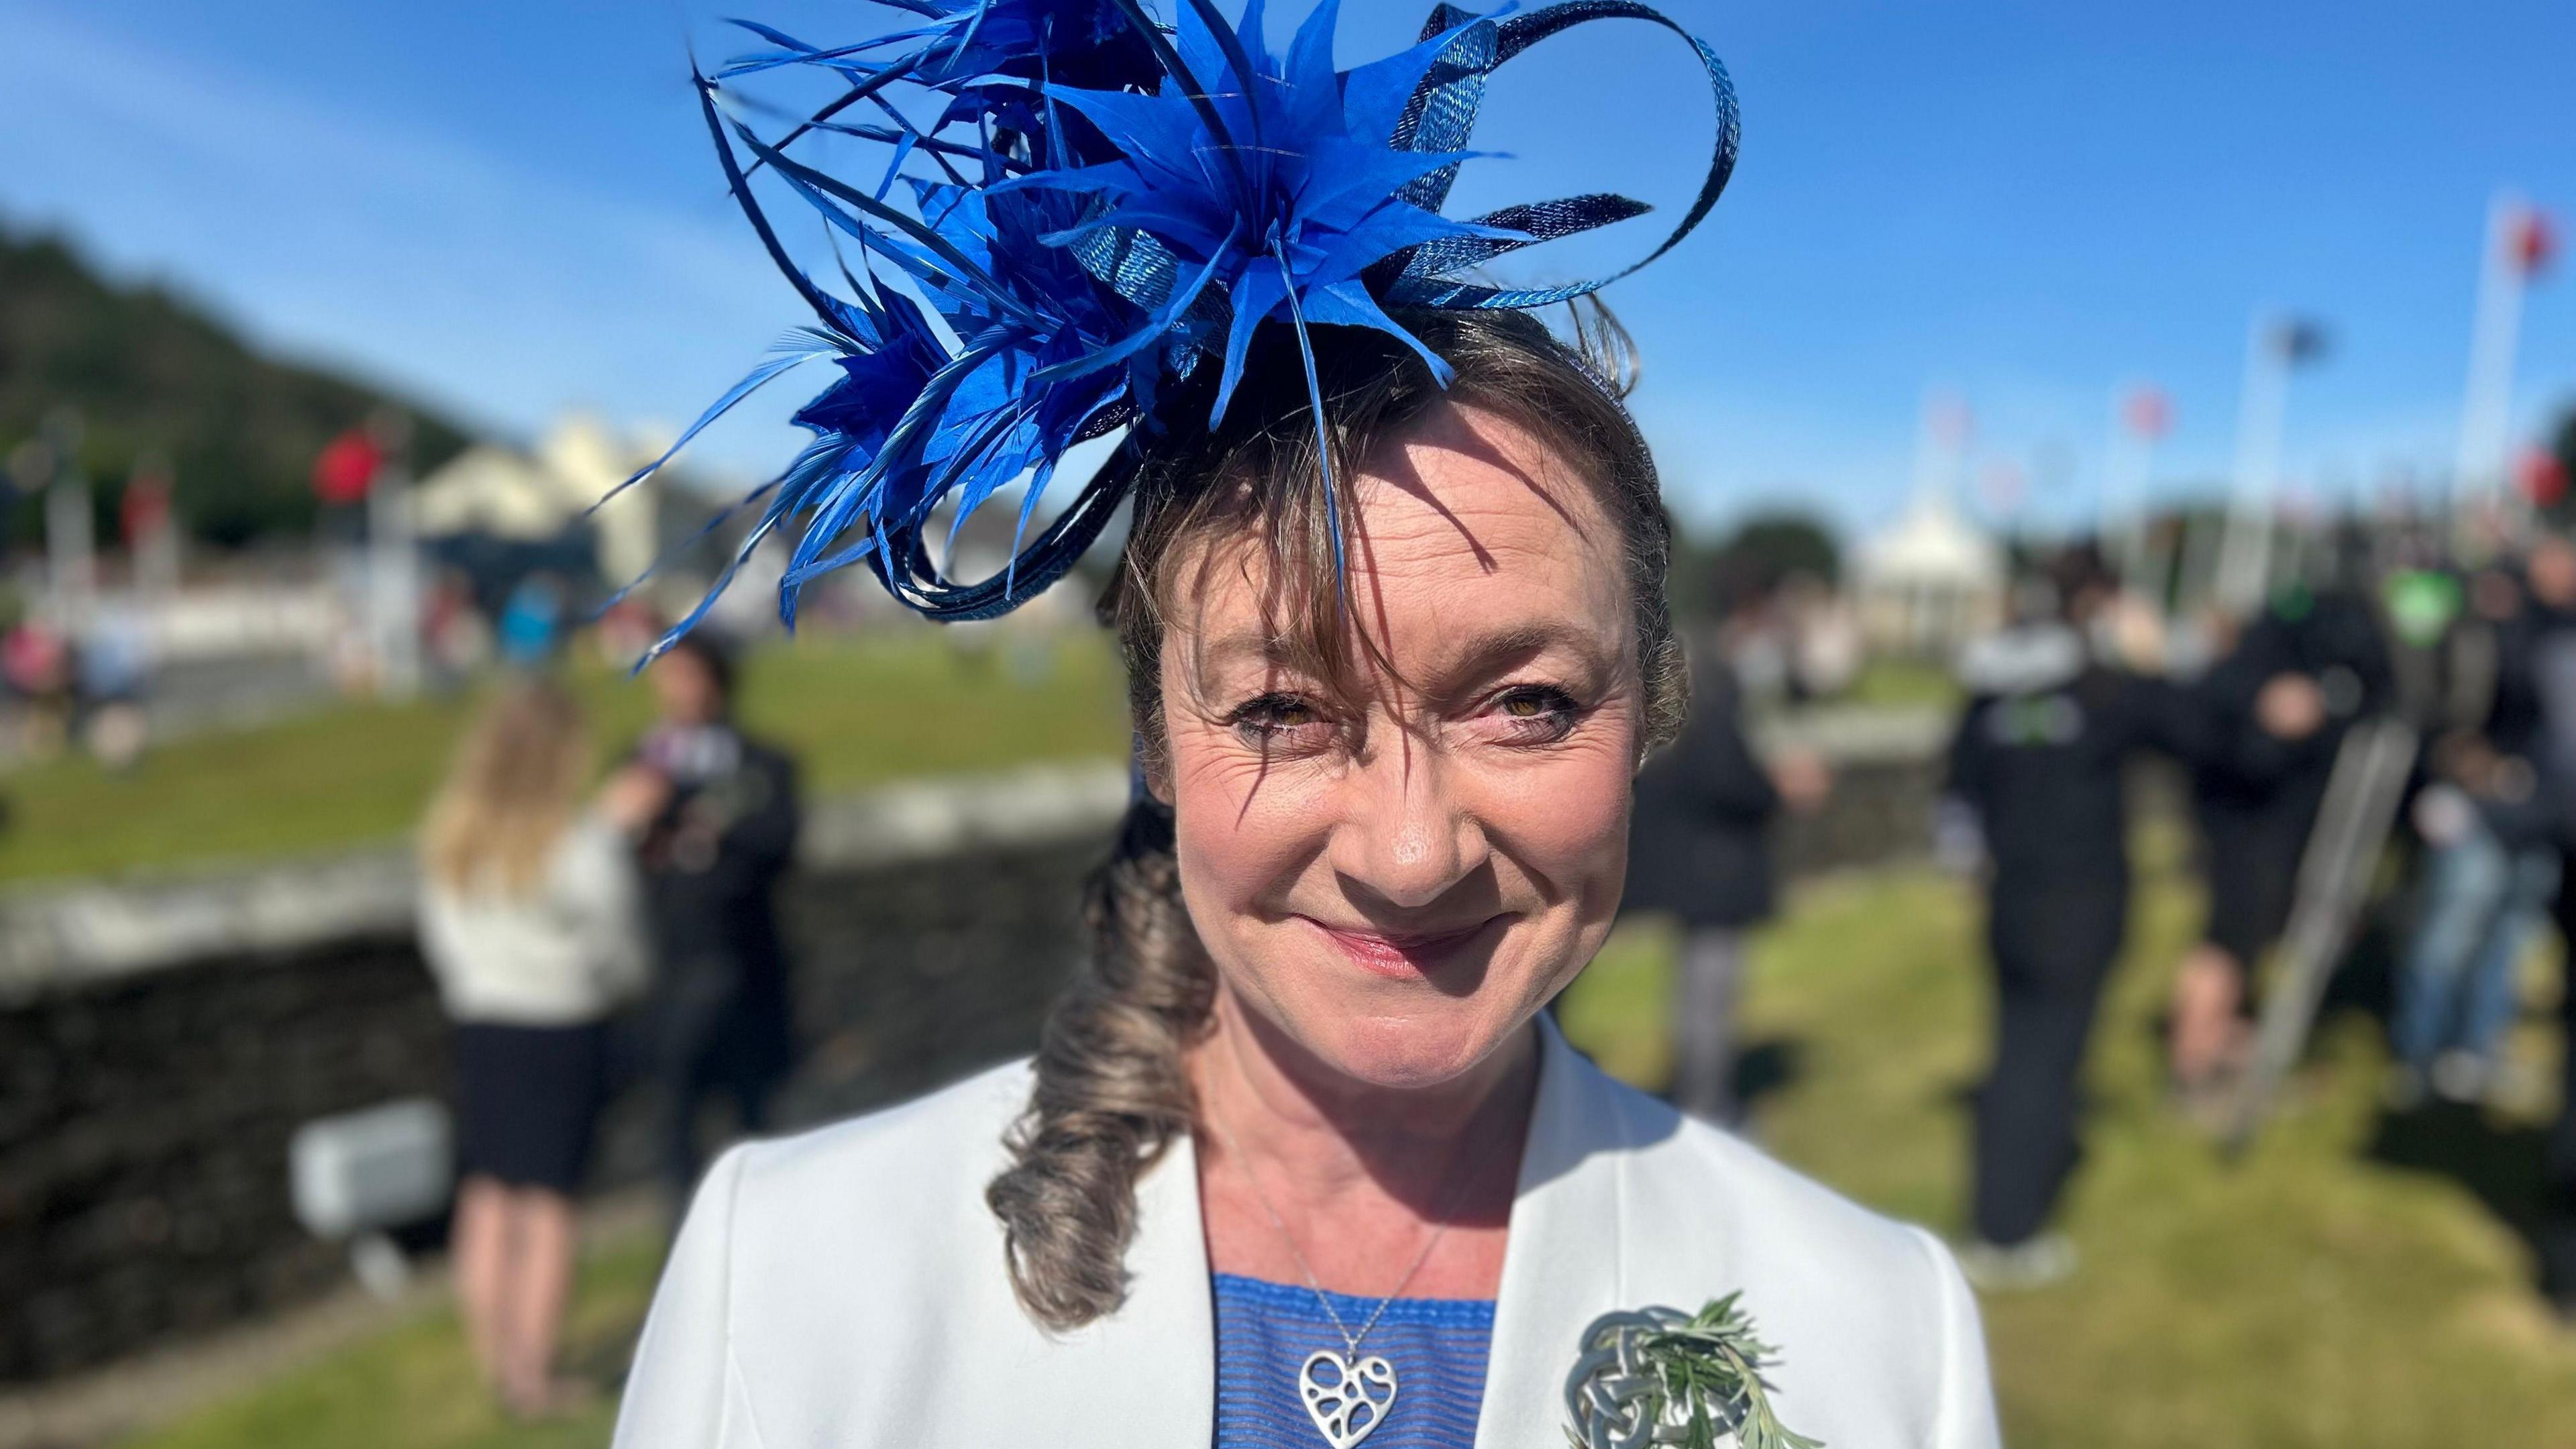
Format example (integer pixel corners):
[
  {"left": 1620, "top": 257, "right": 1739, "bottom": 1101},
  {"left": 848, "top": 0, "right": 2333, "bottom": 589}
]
[
  {"left": 1568, "top": 843, "right": 2576, "bottom": 1448},
  {"left": 120, "top": 847, "right": 2576, "bottom": 1447},
  {"left": 126, "top": 1238, "right": 661, "bottom": 1449},
  {"left": 1, "top": 626, "right": 1128, "bottom": 885},
  {"left": 1834, "top": 653, "right": 1964, "bottom": 711}
]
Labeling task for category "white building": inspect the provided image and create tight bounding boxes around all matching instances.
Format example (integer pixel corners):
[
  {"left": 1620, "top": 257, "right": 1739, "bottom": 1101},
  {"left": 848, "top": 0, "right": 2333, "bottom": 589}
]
[
  {"left": 1854, "top": 491, "right": 2004, "bottom": 656},
  {"left": 412, "top": 413, "right": 669, "bottom": 587}
]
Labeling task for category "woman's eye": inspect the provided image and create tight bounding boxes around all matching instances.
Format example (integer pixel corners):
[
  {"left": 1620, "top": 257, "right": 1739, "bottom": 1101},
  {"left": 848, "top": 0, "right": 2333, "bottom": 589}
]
[
  {"left": 1486, "top": 686, "right": 1580, "bottom": 743},
  {"left": 1227, "top": 693, "right": 1334, "bottom": 747}
]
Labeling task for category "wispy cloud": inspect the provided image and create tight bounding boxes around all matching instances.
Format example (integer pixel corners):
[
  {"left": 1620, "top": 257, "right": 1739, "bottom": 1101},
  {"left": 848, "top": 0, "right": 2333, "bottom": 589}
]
[{"left": 0, "top": 0, "right": 806, "bottom": 482}]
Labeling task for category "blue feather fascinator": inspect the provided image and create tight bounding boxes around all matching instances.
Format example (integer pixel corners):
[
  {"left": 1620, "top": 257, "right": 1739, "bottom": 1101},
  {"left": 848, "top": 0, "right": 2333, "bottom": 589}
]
[{"left": 620, "top": 0, "right": 1737, "bottom": 654}]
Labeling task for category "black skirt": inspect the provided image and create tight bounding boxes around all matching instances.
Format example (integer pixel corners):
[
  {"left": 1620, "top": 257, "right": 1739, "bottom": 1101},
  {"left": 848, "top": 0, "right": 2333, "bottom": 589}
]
[{"left": 452, "top": 1020, "right": 609, "bottom": 1194}]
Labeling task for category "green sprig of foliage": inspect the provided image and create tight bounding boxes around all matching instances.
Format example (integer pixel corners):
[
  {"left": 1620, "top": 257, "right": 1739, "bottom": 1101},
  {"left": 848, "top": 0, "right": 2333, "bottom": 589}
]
[{"left": 1571, "top": 1294, "right": 1823, "bottom": 1449}]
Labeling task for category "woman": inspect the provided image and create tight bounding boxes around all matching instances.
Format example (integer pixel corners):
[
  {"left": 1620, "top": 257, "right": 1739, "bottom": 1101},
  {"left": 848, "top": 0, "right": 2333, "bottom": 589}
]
[
  {"left": 618, "top": 312, "right": 1993, "bottom": 1446},
  {"left": 614, "top": 4, "right": 1996, "bottom": 1444},
  {"left": 420, "top": 679, "right": 652, "bottom": 1415},
  {"left": 1625, "top": 574, "right": 1830, "bottom": 1126}
]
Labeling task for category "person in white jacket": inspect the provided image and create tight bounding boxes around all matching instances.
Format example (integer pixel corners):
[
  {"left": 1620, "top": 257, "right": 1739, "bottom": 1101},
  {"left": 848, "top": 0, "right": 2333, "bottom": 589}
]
[
  {"left": 614, "top": 307, "right": 2002, "bottom": 1448},
  {"left": 615, "top": 3, "right": 1996, "bottom": 1440},
  {"left": 420, "top": 678, "right": 653, "bottom": 1417}
]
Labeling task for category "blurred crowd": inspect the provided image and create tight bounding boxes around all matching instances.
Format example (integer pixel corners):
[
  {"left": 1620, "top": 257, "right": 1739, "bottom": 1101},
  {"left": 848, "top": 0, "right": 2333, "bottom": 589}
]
[
  {"left": 1632, "top": 516, "right": 2576, "bottom": 1320},
  {"left": 0, "top": 604, "right": 153, "bottom": 768}
]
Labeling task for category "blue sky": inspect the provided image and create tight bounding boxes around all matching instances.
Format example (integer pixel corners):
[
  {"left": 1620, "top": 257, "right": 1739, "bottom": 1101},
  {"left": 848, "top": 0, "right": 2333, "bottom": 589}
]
[{"left": 1, "top": 0, "right": 2569, "bottom": 539}]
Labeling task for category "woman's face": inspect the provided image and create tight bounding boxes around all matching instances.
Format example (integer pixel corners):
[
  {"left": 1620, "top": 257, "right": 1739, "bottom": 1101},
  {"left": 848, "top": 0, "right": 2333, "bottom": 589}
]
[{"left": 1159, "top": 400, "right": 1644, "bottom": 1090}]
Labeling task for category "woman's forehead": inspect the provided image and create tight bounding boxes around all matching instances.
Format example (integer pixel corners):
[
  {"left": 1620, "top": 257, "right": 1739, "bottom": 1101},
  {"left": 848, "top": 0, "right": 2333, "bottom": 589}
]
[{"left": 1171, "top": 404, "right": 1632, "bottom": 676}]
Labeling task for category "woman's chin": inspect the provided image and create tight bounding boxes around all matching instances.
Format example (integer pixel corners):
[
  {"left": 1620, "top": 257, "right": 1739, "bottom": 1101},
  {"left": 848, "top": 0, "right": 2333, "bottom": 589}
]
[{"left": 1277, "top": 1003, "right": 1532, "bottom": 1093}]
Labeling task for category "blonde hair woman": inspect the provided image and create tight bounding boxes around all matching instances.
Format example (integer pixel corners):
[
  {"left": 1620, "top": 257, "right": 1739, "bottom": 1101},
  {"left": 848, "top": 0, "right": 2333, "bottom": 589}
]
[{"left": 419, "top": 678, "right": 652, "bottom": 1416}]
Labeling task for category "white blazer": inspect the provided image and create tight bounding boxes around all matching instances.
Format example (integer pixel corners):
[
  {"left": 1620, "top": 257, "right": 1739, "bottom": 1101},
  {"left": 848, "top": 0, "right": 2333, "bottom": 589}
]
[{"left": 613, "top": 1020, "right": 2000, "bottom": 1448}]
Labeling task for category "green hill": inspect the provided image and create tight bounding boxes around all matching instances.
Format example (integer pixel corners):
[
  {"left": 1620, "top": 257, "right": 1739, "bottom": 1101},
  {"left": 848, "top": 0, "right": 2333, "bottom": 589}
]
[{"left": 0, "top": 224, "right": 470, "bottom": 547}]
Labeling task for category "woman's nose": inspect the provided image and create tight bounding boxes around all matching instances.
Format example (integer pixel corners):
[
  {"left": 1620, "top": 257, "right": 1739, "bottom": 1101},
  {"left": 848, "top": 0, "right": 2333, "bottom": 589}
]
[{"left": 1333, "top": 743, "right": 1489, "bottom": 908}]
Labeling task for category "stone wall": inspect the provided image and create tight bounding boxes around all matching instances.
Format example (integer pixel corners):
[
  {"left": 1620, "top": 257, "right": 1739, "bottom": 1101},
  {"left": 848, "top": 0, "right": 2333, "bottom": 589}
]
[
  {"left": 0, "top": 764, "right": 1128, "bottom": 1385},
  {"left": 0, "top": 722, "right": 1949, "bottom": 1384},
  {"left": 0, "top": 838, "right": 1110, "bottom": 1384}
]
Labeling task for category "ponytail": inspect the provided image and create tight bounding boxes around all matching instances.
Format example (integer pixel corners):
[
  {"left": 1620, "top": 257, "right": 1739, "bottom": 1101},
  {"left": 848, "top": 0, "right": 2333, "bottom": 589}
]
[{"left": 985, "top": 796, "right": 1214, "bottom": 1330}]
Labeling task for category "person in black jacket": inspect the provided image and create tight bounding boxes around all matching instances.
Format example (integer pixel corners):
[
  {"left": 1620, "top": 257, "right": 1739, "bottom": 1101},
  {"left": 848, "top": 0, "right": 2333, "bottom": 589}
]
[
  {"left": 2388, "top": 559, "right": 2561, "bottom": 1108},
  {"left": 2168, "top": 582, "right": 2392, "bottom": 1098},
  {"left": 612, "top": 633, "right": 804, "bottom": 1209},
  {"left": 1945, "top": 547, "right": 2321, "bottom": 1288},
  {"left": 2494, "top": 533, "right": 2576, "bottom": 1320},
  {"left": 1625, "top": 595, "right": 1827, "bottom": 1126}
]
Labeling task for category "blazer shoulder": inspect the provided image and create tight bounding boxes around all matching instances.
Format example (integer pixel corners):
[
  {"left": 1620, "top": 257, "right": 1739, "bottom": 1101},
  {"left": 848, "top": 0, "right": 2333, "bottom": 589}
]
[
  {"left": 1581, "top": 1069, "right": 1994, "bottom": 1443},
  {"left": 621, "top": 1059, "right": 1051, "bottom": 1448},
  {"left": 725, "top": 1056, "right": 1033, "bottom": 1232},
  {"left": 1588, "top": 1058, "right": 1951, "bottom": 1291}
]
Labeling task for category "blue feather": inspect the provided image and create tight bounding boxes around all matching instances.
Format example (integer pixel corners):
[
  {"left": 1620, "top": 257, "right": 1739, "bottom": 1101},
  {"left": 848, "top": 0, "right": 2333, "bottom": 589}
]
[{"left": 637, "top": 0, "right": 1741, "bottom": 641}]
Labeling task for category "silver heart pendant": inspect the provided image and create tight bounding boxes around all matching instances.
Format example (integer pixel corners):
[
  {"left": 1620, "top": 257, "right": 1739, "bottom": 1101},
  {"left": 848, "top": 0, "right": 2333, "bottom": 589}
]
[{"left": 1299, "top": 1349, "right": 1397, "bottom": 1448}]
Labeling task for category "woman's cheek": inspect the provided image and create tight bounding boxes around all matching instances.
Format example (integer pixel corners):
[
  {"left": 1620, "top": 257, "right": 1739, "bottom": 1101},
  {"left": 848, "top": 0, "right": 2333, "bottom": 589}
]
[
  {"left": 1485, "top": 730, "right": 1638, "bottom": 883},
  {"left": 1169, "top": 737, "right": 1328, "bottom": 903}
]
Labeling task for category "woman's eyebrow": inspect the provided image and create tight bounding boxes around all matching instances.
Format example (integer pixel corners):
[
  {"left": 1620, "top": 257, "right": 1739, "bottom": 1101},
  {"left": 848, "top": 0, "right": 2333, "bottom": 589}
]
[
  {"left": 1196, "top": 627, "right": 1295, "bottom": 669},
  {"left": 1433, "top": 621, "right": 1606, "bottom": 682}
]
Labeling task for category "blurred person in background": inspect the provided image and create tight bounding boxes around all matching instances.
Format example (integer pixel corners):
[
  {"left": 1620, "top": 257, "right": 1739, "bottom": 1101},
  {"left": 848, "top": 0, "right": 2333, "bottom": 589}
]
[
  {"left": 1943, "top": 545, "right": 2322, "bottom": 1288},
  {"left": 497, "top": 573, "right": 569, "bottom": 669},
  {"left": 419, "top": 678, "right": 652, "bottom": 1416},
  {"left": 75, "top": 602, "right": 154, "bottom": 771},
  {"left": 422, "top": 566, "right": 494, "bottom": 690},
  {"left": 1625, "top": 570, "right": 1829, "bottom": 1125},
  {"left": 2497, "top": 531, "right": 2576, "bottom": 1322},
  {"left": 2387, "top": 545, "right": 2567, "bottom": 1110},
  {"left": 614, "top": 632, "right": 802, "bottom": 1210},
  {"left": 1780, "top": 570, "right": 1863, "bottom": 700},
  {"left": 3, "top": 614, "right": 74, "bottom": 757},
  {"left": 2167, "top": 578, "right": 2387, "bottom": 1103}
]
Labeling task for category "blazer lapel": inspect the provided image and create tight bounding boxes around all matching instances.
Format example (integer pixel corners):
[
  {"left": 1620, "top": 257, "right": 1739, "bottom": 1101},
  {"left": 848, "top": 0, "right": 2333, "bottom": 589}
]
[
  {"left": 1474, "top": 1019, "right": 1631, "bottom": 1449},
  {"left": 985, "top": 1128, "right": 1212, "bottom": 1448},
  {"left": 1099, "top": 1130, "right": 1218, "bottom": 1446}
]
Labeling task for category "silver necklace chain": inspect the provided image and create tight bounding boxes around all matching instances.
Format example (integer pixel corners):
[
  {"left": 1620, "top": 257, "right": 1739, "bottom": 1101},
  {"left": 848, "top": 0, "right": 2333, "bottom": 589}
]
[{"left": 1205, "top": 1112, "right": 1483, "bottom": 1359}]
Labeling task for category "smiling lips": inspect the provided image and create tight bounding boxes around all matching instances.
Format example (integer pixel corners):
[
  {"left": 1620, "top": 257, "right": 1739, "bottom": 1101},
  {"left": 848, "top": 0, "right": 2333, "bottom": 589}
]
[{"left": 1307, "top": 916, "right": 1503, "bottom": 978}]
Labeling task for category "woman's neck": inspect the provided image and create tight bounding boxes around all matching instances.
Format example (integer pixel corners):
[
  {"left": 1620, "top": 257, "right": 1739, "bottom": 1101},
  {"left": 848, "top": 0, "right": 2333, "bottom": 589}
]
[{"left": 1189, "top": 984, "right": 1537, "bottom": 1297}]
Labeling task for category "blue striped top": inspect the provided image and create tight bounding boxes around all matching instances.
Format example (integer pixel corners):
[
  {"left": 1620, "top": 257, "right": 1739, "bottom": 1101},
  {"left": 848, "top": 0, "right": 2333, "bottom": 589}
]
[{"left": 1211, "top": 1272, "right": 1495, "bottom": 1448}]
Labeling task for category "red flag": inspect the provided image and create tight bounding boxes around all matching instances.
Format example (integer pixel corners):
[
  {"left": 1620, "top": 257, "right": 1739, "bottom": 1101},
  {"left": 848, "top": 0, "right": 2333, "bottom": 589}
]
[
  {"left": 2508, "top": 208, "right": 2558, "bottom": 278},
  {"left": 121, "top": 472, "right": 172, "bottom": 545},
  {"left": 2122, "top": 386, "right": 2174, "bottom": 441},
  {"left": 2518, "top": 447, "right": 2569, "bottom": 508},
  {"left": 312, "top": 429, "right": 381, "bottom": 505}
]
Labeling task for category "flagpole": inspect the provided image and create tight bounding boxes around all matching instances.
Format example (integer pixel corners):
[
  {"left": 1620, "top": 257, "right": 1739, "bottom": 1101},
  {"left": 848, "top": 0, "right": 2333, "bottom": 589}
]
[
  {"left": 364, "top": 413, "right": 421, "bottom": 702},
  {"left": 2103, "top": 385, "right": 2169, "bottom": 595},
  {"left": 1912, "top": 386, "right": 1971, "bottom": 509},
  {"left": 2100, "top": 388, "right": 2139, "bottom": 564},
  {"left": 2452, "top": 193, "right": 2545, "bottom": 553},
  {"left": 41, "top": 408, "right": 93, "bottom": 631},
  {"left": 2214, "top": 316, "right": 2292, "bottom": 615}
]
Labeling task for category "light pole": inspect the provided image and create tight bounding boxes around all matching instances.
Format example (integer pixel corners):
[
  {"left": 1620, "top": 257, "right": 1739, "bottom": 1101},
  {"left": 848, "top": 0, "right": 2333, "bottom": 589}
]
[
  {"left": 2102, "top": 384, "right": 2171, "bottom": 594},
  {"left": 125, "top": 455, "right": 182, "bottom": 600},
  {"left": 1910, "top": 388, "right": 1972, "bottom": 508},
  {"left": 40, "top": 408, "right": 93, "bottom": 630},
  {"left": 2451, "top": 193, "right": 2557, "bottom": 552},
  {"left": 364, "top": 412, "right": 422, "bottom": 701},
  {"left": 2212, "top": 315, "right": 2327, "bottom": 616}
]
